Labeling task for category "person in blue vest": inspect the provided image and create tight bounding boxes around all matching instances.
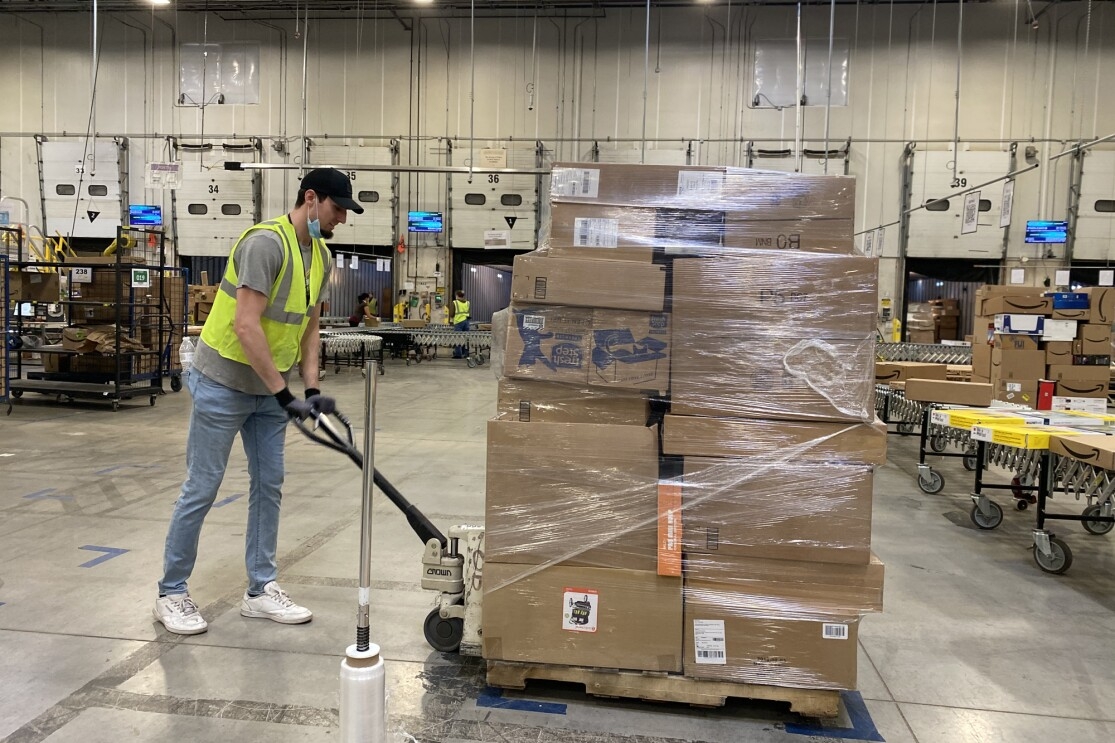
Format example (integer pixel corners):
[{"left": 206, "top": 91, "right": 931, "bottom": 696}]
[
  {"left": 153, "top": 168, "right": 363, "bottom": 635},
  {"left": 450, "top": 289, "right": 471, "bottom": 359}
]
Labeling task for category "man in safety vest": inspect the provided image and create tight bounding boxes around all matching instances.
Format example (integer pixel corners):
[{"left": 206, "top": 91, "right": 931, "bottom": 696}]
[
  {"left": 153, "top": 168, "right": 363, "bottom": 636},
  {"left": 450, "top": 289, "right": 471, "bottom": 359}
]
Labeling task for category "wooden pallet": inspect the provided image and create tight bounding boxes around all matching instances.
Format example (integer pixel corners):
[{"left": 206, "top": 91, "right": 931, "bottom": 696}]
[{"left": 486, "top": 661, "right": 842, "bottom": 718}]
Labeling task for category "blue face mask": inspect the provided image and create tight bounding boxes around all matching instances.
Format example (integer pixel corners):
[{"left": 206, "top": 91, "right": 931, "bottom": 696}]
[{"left": 308, "top": 200, "right": 323, "bottom": 240}]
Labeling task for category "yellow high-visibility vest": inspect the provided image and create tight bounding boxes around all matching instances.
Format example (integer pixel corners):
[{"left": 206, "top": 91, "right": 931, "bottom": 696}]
[
  {"left": 200, "top": 216, "right": 327, "bottom": 371},
  {"left": 452, "top": 299, "right": 470, "bottom": 324}
]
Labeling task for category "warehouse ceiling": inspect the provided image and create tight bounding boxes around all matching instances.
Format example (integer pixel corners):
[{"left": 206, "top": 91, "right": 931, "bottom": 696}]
[{"left": 0, "top": 0, "right": 990, "bottom": 18}]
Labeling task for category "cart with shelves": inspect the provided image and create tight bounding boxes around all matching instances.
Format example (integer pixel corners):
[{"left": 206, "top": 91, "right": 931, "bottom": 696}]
[{"left": 7, "top": 226, "right": 179, "bottom": 410}]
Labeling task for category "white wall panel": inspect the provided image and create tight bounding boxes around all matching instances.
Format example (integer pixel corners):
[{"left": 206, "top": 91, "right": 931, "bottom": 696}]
[
  {"left": 307, "top": 144, "right": 395, "bottom": 247},
  {"left": 449, "top": 143, "right": 538, "bottom": 250},
  {"left": 174, "top": 144, "right": 259, "bottom": 257},
  {"left": 907, "top": 150, "right": 1009, "bottom": 259},
  {"left": 40, "top": 139, "right": 125, "bottom": 239},
  {"left": 1072, "top": 149, "right": 1115, "bottom": 262}
]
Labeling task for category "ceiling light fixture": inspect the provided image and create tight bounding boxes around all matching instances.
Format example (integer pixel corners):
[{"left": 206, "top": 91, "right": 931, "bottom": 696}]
[{"left": 150, "top": 0, "right": 172, "bottom": 6}]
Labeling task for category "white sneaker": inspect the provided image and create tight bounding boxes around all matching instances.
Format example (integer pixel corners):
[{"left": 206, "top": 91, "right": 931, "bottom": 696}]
[
  {"left": 153, "top": 593, "right": 208, "bottom": 635},
  {"left": 240, "top": 581, "right": 312, "bottom": 624}
]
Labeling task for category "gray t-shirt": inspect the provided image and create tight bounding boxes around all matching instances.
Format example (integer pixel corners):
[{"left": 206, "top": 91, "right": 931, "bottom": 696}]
[{"left": 194, "top": 225, "right": 332, "bottom": 395}]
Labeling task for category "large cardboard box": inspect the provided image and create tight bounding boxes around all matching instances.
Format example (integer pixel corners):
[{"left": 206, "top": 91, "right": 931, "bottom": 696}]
[
  {"left": 981, "top": 296, "right": 1052, "bottom": 315},
  {"left": 971, "top": 343, "right": 992, "bottom": 379},
  {"left": 495, "top": 378, "right": 649, "bottom": 425},
  {"left": 550, "top": 162, "right": 855, "bottom": 220},
  {"left": 903, "top": 379, "right": 993, "bottom": 407},
  {"left": 483, "top": 563, "right": 683, "bottom": 673},
  {"left": 683, "top": 580, "right": 861, "bottom": 689},
  {"left": 1045, "top": 341, "right": 1073, "bottom": 366},
  {"left": 974, "top": 285, "right": 1044, "bottom": 315},
  {"left": 1080, "top": 287, "right": 1115, "bottom": 324},
  {"left": 995, "top": 380, "right": 1038, "bottom": 405},
  {"left": 990, "top": 348, "right": 1046, "bottom": 381},
  {"left": 874, "top": 362, "right": 948, "bottom": 382},
  {"left": 510, "top": 253, "right": 665, "bottom": 311},
  {"left": 1077, "top": 323, "right": 1111, "bottom": 354},
  {"left": 672, "top": 255, "right": 878, "bottom": 340},
  {"left": 1054, "top": 380, "right": 1108, "bottom": 398},
  {"left": 10, "top": 271, "right": 61, "bottom": 303},
  {"left": 1049, "top": 434, "right": 1115, "bottom": 470},
  {"left": 993, "top": 334, "right": 1039, "bottom": 351},
  {"left": 1046, "top": 364, "right": 1110, "bottom": 382},
  {"left": 684, "top": 553, "right": 885, "bottom": 610},
  {"left": 503, "top": 305, "right": 672, "bottom": 393},
  {"left": 680, "top": 458, "right": 873, "bottom": 565},
  {"left": 672, "top": 337, "right": 874, "bottom": 422},
  {"left": 485, "top": 421, "right": 659, "bottom": 570},
  {"left": 661, "top": 414, "right": 887, "bottom": 464}
]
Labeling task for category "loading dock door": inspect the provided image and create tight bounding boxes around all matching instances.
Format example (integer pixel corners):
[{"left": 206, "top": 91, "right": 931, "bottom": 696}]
[
  {"left": 174, "top": 142, "right": 260, "bottom": 257},
  {"left": 307, "top": 143, "right": 396, "bottom": 247},
  {"left": 450, "top": 144, "right": 538, "bottom": 251},
  {"left": 40, "top": 138, "right": 127, "bottom": 239},
  {"left": 1072, "top": 149, "right": 1115, "bottom": 261},
  {"left": 907, "top": 150, "right": 1009, "bottom": 258}
]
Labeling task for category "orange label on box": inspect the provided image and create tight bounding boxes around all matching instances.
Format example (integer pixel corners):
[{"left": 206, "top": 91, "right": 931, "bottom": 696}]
[{"left": 657, "top": 481, "right": 682, "bottom": 577}]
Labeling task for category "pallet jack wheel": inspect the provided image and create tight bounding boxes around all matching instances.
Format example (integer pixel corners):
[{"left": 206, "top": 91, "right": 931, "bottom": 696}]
[
  {"left": 170, "top": 375, "right": 182, "bottom": 392},
  {"left": 897, "top": 422, "right": 915, "bottom": 435},
  {"left": 1015, "top": 499, "right": 1029, "bottom": 511},
  {"left": 424, "top": 606, "right": 463, "bottom": 653}
]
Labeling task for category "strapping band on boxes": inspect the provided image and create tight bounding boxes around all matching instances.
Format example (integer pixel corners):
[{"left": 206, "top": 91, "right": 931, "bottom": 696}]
[{"left": 483, "top": 163, "right": 885, "bottom": 696}]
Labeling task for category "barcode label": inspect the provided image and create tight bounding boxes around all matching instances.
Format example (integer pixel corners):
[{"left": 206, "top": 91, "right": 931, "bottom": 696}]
[
  {"left": 930, "top": 410, "right": 950, "bottom": 426},
  {"left": 822, "top": 623, "right": 849, "bottom": 640},
  {"left": 572, "top": 218, "right": 619, "bottom": 248},
  {"left": 693, "top": 619, "right": 727, "bottom": 664},
  {"left": 552, "top": 167, "right": 600, "bottom": 199},
  {"left": 677, "top": 170, "right": 724, "bottom": 196}
]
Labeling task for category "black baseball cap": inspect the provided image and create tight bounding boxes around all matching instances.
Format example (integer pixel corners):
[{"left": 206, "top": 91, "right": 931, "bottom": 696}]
[{"left": 300, "top": 168, "right": 364, "bottom": 214}]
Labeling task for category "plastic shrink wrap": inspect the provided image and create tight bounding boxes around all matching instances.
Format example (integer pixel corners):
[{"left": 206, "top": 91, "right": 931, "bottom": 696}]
[{"left": 482, "top": 162, "right": 884, "bottom": 692}]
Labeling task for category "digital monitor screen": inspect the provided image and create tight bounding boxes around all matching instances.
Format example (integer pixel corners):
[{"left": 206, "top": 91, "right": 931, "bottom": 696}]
[
  {"left": 408, "top": 211, "right": 443, "bottom": 233},
  {"left": 1024, "top": 220, "right": 1068, "bottom": 244},
  {"left": 129, "top": 204, "right": 163, "bottom": 227}
]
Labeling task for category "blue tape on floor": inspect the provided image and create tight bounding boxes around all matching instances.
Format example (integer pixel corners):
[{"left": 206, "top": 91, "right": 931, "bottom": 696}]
[
  {"left": 23, "top": 489, "right": 72, "bottom": 501},
  {"left": 213, "top": 493, "right": 245, "bottom": 508},
  {"left": 477, "top": 686, "right": 567, "bottom": 715},
  {"left": 785, "top": 691, "right": 885, "bottom": 741},
  {"left": 78, "top": 546, "right": 130, "bottom": 568}
]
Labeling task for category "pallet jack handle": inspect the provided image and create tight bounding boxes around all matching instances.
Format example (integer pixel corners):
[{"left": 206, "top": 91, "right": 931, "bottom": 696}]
[{"left": 292, "top": 409, "right": 448, "bottom": 549}]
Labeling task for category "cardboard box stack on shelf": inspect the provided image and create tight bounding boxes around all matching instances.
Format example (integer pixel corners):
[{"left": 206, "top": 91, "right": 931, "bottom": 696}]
[
  {"left": 930, "top": 298, "right": 961, "bottom": 341},
  {"left": 970, "top": 284, "right": 1113, "bottom": 411},
  {"left": 484, "top": 162, "right": 884, "bottom": 696},
  {"left": 905, "top": 303, "right": 937, "bottom": 343}
]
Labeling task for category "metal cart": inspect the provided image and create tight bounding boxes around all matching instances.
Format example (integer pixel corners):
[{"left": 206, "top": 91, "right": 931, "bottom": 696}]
[{"left": 320, "top": 328, "right": 387, "bottom": 376}]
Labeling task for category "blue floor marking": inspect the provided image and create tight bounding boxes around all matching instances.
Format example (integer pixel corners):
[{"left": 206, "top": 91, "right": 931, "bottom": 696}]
[
  {"left": 785, "top": 691, "right": 885, "bottom": 741},
  {"left": 23, "top": 489, "right": 71, "bottom": 501},
  {"left": 213, "top": 493, "right": 245, "bottom": 508},
  {"left": 476, "top": 686, "right": 567, "bottom": 715},
  {"left": 78, "top": 546, "right": 130, "bottom": 568}
]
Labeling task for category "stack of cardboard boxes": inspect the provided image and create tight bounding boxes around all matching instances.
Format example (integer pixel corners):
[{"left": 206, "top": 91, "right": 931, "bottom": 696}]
[
  {"left": 930, "top": 299, "right": 961, "bottom": 341},
  {"left": 906, "top": 303, "right": 937, "bottom": 344},
  {"left": 54, "top": 264, "right": 185, "bottom": 379},
  {"left": 971, "top": 285, "right": 1113, "bottom": 412},
  {"left": 484, "top": 163, "right": 885, "bottom": 693}
]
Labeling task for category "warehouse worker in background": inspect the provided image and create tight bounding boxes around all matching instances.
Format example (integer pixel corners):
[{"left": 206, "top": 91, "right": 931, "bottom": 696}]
[
  {"left": 153, "top": 168, "right": 363, "bottom": 635},
  {"left": 393, "top": 290, "right": 408, "bottom": 322},
  {"left": 451, "top": 289, "right": 471, "bottom": 359},
  {"left": 348, "top": 292, "right": 376, "bottom": 326}
]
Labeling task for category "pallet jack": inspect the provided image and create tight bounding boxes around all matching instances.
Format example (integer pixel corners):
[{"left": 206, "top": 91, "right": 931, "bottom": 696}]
[{"left": 292, "top": 373, "right": 485, "bottom": 657}]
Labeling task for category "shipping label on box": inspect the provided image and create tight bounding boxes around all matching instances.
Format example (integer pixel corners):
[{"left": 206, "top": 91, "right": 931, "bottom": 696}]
[
  {"left": 1052, "top": 396, "right": 1109, "bottom": 413},
  {"left": 995, "top": 380, "right": 1038, "bottom": 405}
]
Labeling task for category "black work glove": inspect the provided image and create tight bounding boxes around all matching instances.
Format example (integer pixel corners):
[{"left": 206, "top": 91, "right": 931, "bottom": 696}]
[{"left": 275, "top": 387, "right": 336, "bottom": 420}]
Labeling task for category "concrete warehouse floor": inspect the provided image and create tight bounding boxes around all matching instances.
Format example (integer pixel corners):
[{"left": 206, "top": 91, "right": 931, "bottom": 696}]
[{"left": 1, "top": 359, "right": 1114, "bottom": 743}]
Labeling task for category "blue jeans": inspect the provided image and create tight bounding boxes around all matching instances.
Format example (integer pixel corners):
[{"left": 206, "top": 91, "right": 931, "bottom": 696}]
[
  {"left": 159, "top": 370, "right": 288, "bottom": 596},
  {"left": 452, "top": 319, "right": 470, "bottom": 358}
]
